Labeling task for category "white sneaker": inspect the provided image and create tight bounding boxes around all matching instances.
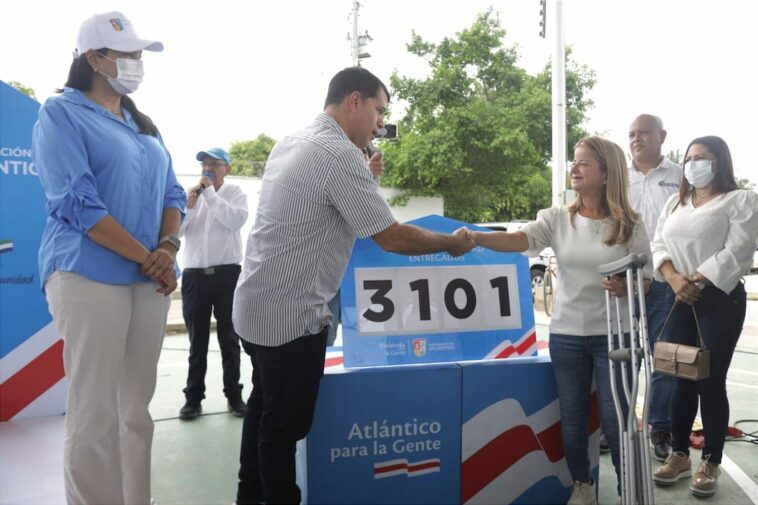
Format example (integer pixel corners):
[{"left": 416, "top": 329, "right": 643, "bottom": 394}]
[{"left": 567, "top": 481, "right": 598, "bottom": 505}]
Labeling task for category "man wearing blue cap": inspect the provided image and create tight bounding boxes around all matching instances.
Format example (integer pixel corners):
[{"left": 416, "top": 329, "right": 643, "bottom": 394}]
[{"left": 178, "top": 147, "right": 250, "bottom": 419}]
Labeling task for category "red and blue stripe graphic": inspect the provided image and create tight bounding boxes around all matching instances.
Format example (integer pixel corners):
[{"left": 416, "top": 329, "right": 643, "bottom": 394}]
[
  {"left": 484, "top": 328, "right": 537, "bottom": 359},
  {"left": 374, "top": 458, "right": 441, "bottom": 479},
  {"left": 0, "top": 323, "right": 66, "bottom": 421},
  {"left": 461, "top": 391, "right": 600, "bottom": 504}
]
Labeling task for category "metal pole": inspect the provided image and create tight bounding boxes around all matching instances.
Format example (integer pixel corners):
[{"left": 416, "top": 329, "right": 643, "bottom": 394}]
[
  {"left": 637, "top": 267, "right": 656, "bottom": 505},
  {"left": 551, "top": 0, "right": 566, "bottom": 207},
  {"left": 351, "top": 1, "right": 360, "bottom": 66}
]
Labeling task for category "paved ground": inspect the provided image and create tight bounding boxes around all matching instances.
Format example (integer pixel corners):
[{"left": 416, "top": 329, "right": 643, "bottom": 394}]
[
  {"left": 534, "top": 276, "right": 758, "bottom": 505},
  {"left": 151, "top": 275, "right": 758, "bottom": 504},
  {"left": 2, "top": 277, "right": 755, "bottom": 505}
]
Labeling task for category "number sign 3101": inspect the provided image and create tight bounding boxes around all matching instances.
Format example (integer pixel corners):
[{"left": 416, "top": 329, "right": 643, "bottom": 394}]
[{"left": 355, "top": 265, "right": 522, "bottom": 336}]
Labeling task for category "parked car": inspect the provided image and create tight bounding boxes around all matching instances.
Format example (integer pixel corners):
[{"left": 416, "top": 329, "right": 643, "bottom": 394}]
[{"left": 475, "top": 220, "right": 554, "bottom": 290}]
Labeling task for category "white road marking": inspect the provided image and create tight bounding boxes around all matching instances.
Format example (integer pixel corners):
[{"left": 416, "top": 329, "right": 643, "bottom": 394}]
[
  {"left": 721, "top": 453, "right": 758, "bottom": 504},
  {"left": 726, "top": 381, "right": 758, "bottom": 391}
]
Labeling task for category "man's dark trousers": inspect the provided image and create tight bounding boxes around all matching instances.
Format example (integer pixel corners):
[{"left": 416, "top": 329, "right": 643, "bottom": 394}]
[
  {"left": 182, "top": 264, "right": 244, "bottom": 404},
  {"left": 236, "top": 327, "right": 328, "bottom": 504}
]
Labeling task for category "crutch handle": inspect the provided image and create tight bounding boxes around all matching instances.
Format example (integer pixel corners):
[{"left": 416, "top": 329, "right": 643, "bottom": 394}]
[
  {"left": 597, "top": 253, "right": 648, "bottom": 277},
  {"left": 608, "top": 348, "right": 645, "bottom": 362}
]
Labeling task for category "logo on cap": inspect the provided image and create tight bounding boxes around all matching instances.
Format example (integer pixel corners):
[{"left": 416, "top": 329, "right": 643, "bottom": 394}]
[{"left": 109, "top": 18, "right": 127, "bottom": 32}]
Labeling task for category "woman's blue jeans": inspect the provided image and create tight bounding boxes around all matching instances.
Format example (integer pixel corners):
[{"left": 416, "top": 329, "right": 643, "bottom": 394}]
[{"left": 550, "top": 333, "right": 630, "bottom": 489}]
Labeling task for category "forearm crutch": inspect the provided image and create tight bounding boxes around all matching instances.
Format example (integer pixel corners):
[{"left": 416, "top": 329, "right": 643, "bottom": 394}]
[{"left": 598, "top": 254, "right": 654, "bottom": 505}]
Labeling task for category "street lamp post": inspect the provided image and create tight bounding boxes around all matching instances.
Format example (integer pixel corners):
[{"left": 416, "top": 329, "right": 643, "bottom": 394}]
[
  {"left": 551, "top": 0, "right": 567, "bottom": 207},
  {"left": 348, "top": 0, "right": 372, "bottom": 66},
  {"left": 541, "top": 0, "right": 567, "bottom": 206}
]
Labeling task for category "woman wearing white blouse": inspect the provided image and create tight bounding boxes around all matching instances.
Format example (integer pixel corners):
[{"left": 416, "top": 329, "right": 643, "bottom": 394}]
[
  {"left": 651, "top": 136, "right": 758, "bottom": 498},
  {"left": 471, "top": 136, "right": 652, "bottom": 505}
]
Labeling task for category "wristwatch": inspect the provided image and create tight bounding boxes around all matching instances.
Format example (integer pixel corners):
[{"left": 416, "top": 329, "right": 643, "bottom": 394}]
[{"left": 159, "top": 234, "right": 181, "bottom": 251}]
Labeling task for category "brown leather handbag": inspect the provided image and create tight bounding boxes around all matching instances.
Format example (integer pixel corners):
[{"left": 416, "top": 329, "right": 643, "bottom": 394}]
[{"left": 653, "top": 302, "right": 710, "bottom": 381}]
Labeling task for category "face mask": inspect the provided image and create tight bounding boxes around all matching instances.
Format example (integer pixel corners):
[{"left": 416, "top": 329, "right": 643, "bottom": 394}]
[
  {"left": 98, "top": 54, "right": 144, "bottom": 95},
  {"left": 684, "top": 159, "right": 715, "bottom": 189}
]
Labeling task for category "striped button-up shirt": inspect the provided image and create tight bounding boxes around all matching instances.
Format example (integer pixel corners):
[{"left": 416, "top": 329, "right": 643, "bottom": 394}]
[{"left": 233, "top": 114, "right": 397, "bottom": 346}]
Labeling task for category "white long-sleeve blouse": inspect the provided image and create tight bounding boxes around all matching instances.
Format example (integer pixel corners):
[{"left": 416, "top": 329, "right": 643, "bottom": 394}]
[{"left": 651, "top": 189, "right": 758, "bottom": 294}]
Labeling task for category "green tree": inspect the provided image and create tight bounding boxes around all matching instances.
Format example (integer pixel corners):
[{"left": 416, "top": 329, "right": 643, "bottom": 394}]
[
  {"left": 737, "top": 178, "right": 755, "bottom": 191},
  {"left": 381, "top": 10, "right": 595, "bottom": 222},
  {"left": 228, "top": 134, "right": 276, "bottom": 177},
  {"left": 666, "top": 149, "right": 682, "bottom": 165},
  {"left": 8, "top": 81, "right": 37, "bottom": 100}
]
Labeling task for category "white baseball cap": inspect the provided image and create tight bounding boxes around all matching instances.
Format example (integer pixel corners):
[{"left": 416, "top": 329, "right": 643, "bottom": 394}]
[{"left": 74, "top": 11, "right": 163, "bottom": 57}]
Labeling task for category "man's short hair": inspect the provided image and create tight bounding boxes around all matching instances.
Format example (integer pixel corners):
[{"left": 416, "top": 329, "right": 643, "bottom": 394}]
[
  {"left": 324, "top": 67, "right": 390, "bottom": 108},
  {"left": 635, "top": 114, "right": 664, "bottom": 131}
]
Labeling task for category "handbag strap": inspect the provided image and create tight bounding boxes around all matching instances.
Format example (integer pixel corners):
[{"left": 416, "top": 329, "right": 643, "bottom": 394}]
[{"left": 655, "top": 301, "right": 707, "bottom": 350}]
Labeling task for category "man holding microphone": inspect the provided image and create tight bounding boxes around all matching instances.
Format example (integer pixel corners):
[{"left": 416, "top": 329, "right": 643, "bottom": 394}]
[{"left": 178, "top": 148, "right": 250, "bottom": 420}]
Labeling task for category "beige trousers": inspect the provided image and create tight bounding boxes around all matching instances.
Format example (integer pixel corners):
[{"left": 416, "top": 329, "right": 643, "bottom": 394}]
[{"left": 46, "top": 272, "right": 170, "bottom": 505}]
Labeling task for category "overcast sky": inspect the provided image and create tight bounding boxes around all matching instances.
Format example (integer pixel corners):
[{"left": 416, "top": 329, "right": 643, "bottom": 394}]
[{"left": 2, "top": 0, "right": 755, "bottom": 183}]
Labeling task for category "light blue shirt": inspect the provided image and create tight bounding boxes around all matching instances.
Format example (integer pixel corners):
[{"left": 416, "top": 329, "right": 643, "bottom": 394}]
[{"left": 33, "top": 88, "right": 186, "bottom": 290}]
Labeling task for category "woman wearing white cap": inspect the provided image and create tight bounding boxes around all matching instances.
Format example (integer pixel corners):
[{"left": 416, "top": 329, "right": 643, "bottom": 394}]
[{"left": 32, "top": 11, "right": 186, "bottom": 505}]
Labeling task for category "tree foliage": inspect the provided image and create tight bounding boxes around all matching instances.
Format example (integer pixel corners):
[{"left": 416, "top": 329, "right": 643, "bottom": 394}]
[
  {"left": 381, "top": 10, "right": 596, "bottom": 222},
  {"left": 666, "top": 149, "right": 683, "bottom": 165},
  {"left": 737, "top": 178, "right": 755, "bottom": 191},
  {"left": 8, "top": 81, "right": 37, "bottom": 100},
  {"left": 228, "top": 134, "right": 276, "bottom": 177}
]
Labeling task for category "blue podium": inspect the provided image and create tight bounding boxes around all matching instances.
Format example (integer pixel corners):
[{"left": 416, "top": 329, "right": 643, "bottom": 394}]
[
  {"left": 295, "top": 215, "right": 600, "bottom": 503},
  {"left": 0, "top": 81, "right": 65, "bottom": 421},
  {"left": 296, "top": 354, "right": 601, "bottom": 504},
  {"left": 297, "top": 362, "right": 461, "bottom": 504},
  {"left": 341, "top": 216, "right": 537, "bottom": 367},
  {"left": 460, "top": 357, "right": 600, "bottom": 504}
]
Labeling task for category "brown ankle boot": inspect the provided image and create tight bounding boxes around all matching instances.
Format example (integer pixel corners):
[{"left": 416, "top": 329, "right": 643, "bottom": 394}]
[
  {"left": 653, "top": 451, "right": 691, "bottom": 485},
  {"left": 689, "top": 455, "right": 720, "bottom": 497}
]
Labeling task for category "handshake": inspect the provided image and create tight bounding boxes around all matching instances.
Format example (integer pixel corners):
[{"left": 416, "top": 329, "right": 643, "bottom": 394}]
[
  {"left": 448, "top": 227, "right": 477, "bottom": 257},
  {"left": 375, "top": 222, "right": 479, "bottom": 258}
]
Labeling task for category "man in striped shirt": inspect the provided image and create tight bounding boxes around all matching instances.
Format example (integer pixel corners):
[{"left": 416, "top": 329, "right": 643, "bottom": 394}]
[{"left": 232, "top": 67, "right": 474, "bottom": 504}]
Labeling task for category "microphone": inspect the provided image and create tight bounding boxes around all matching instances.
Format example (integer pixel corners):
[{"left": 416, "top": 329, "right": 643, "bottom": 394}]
[
  {"left": 364, "top": 142, "right": 384, "bottom": 181},
  {"left": 365, "top": 141, "right": 383, "bottom": 160},
  {"left": 194, "top": 171, "right": 216, "bottom": 197}
]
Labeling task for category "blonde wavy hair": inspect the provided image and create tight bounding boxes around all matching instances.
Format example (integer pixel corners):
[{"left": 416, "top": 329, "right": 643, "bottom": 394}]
[{"left": 568, "top": 136, "right": 639, "bottom": 246}]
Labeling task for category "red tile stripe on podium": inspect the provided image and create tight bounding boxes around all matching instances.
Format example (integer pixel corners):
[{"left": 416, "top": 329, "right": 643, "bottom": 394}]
[{"left": 0, "top": 340, "right": 65, "bottom": 421}]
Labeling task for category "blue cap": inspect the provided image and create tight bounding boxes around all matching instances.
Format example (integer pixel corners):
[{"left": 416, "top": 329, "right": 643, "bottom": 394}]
[{"left": 196, "top": 147, "right": 231, "bottom": 166}]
